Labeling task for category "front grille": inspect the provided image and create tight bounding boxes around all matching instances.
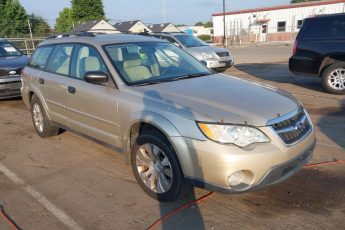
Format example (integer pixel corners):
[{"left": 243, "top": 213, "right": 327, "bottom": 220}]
[
  {"left": 216, "top": 52, "right": 229, "bottom": 57},
  {"left": 271, "top": 108, "right": 311, "bottom": 145},
  {"left": 0, "top": 68, "right": 22, "bottom": 77},
  {"left": 0, "top": 87, "right": 21, "bottom": 95}
]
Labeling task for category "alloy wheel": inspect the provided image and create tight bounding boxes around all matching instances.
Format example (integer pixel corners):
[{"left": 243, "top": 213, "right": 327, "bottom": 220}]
[
  {"left": 328, "top": 68, "right": 345, "bottom": 90},
  {"left": 33, "top": 103, "right": 44, "bottom": 133},
  {"left": 136, "top": 143, "right": 173, "bottom": 193}
]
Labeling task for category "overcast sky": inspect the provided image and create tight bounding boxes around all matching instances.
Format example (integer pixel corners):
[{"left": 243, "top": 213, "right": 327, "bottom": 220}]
[{"left": 20, "top": 0, "right": 290, "bottom": 25}]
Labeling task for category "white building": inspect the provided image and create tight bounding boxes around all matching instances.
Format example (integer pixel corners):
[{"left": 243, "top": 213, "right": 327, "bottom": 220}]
[
  {"left": 114, "top": 20, "right": 152, "bottom": 33},
  {"left": 147, "top": 23, "right": 180, "bottom": 33},
  {"left": 72, "top": 20, "right": 120, "bottom": 34},
  {"left": 212, "top": 0, "right": 345, "bottom": 44}
]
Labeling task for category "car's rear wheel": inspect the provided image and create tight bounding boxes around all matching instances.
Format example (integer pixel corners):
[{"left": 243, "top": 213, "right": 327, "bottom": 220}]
[
  {"left": 131, "top": 130, "right": 185, "bottom": 202},
  {"left": 30, "top": 95, "right": 59, "bottom": 138},
  {"left": 322, "top": 63, "right": 345, "bottom": 95}
]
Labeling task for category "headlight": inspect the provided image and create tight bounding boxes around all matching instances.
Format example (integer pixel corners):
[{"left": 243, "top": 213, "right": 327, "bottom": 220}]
[
  {"left": 197, "top": 123, "right": 269, "bottom": 147},
  {"left": 201, "top": 52, "right": 214, "bottom": 59}
]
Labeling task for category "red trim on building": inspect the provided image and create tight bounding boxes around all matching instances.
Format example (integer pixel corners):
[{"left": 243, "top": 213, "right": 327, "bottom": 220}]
[{"left": 212, "top": 0, "right": 345, "bottom": 16}]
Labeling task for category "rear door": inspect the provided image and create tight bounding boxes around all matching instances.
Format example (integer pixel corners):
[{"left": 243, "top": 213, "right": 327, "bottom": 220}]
[
  {"left": 31, "top": 44, "right": 73, "bottom": 126},
  {"left": 64, "top": 44, "right": 121, "bottom": 147}
]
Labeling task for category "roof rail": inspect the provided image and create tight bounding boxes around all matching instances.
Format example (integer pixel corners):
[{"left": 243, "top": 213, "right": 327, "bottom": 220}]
[{"left": 46, "top": 32, "right": 97, "bottom": 39}]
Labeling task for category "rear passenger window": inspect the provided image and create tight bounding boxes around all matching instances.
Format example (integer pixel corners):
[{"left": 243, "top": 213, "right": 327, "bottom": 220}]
[
  {"left": 302, "top": 16, "right": 345, "bottom": 38},
  {"left": 46, "top": 45, "right": 74, "bottom": 75},
  {"left": 29, "top": 46, "right": 53, "bottom": 69},
  {"left": 70, "top": 45, "right": 108, "bottom": 79}
]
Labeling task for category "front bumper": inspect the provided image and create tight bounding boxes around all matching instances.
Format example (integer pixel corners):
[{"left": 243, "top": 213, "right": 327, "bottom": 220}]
[
  {"left": 204, "top": 57, "right": 234, "bottom": 70},
  {"left": 0, "top": 76, "right": 22, "bottom": 99},
  {"left": 170, "top": 124, "right": 316, "bottom": 194}
]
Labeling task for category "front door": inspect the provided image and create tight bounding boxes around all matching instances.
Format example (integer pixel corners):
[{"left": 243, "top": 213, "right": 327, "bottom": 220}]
[{"left": 64, "top": 44, "right": 121, "bottom": 147}]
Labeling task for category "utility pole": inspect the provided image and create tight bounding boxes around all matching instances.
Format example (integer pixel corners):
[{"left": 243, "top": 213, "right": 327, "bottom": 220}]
[
  {"left": 223, "top": 0, "right": 226, "bottom": 47},
  {"left": 162, "top": 0, "right": 166, "bottom": 23},
  {"left": 27, "top": 19, "right": 35, "bottom": 51}
]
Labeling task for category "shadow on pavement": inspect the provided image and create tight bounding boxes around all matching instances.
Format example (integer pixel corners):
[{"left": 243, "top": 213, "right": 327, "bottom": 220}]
[
  {"left": 234, "top": 63, "right": 325, "bottom": 93},
  {"left": 316, "top": 99, "right": 345, "bottom": 149}
]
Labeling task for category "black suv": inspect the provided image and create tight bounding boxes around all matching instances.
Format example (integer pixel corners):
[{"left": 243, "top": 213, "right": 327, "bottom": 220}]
[{"left": 289, "top": 13, "right": 345, "bottom": 95}]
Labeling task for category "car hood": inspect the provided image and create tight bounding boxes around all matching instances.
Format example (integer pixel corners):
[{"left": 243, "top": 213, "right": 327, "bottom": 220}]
[
  {"left": 133, "top": 74, "right": 300, "bottom": 126},
  {"left": 0, "top": 55, "right": 29, "bottom": 69},
  {"left": 185, "top": 46, "right": 231, "bottom": 60}
]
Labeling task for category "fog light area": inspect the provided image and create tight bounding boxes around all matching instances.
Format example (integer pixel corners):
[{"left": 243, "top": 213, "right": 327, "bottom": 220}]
[{"left": 228, "top": 170, "right": 253, "bottom": 188}]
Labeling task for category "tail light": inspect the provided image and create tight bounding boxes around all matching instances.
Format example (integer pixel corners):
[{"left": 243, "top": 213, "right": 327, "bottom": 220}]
[{"left": 293, "top": 40, "right": 298, "bottom": 55}]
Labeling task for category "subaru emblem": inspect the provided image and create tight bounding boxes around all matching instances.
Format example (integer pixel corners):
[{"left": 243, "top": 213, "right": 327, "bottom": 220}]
[
  {"left": 9, "top": 70, "right": 16, "bottom": 75},
  {"left": 296, "top": 122, "right": 304, "bottom": 131}
]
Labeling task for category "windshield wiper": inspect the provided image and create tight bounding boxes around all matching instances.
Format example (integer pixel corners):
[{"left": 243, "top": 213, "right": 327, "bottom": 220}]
[
  {"left": 133, "top": 80, "right": 162, "bottom": 87},
  {"left": 133, "top": 73, "right": 211, "bottom": 87},
  {"left": 159, "top": 73, "right": 211, "bottom": 82}
]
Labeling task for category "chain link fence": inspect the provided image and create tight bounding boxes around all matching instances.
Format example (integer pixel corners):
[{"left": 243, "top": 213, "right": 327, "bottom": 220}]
[{"left": 0, "top": 19, "right": 52, "bottom": 54}]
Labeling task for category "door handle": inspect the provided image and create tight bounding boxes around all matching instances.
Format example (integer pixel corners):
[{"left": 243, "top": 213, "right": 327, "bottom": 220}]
[
  {"left": 38, "top": 78, "right": 44, "bottom": 84},
  {"left": 68, "top": 86, "right": 76, "bottom": 94}
]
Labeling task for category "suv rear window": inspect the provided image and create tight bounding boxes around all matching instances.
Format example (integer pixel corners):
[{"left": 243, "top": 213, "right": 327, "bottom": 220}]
[
  {"left": 29, "top": 46, "right": 54, "bottom": 69},
  {"left": 301, "top": 15, "right": 345, "bottom": 39}
]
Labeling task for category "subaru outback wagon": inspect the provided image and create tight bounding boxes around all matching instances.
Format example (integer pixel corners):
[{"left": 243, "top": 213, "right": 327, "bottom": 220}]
[{"left": 21, "top": 34, "right": 316, "bottom": 201}]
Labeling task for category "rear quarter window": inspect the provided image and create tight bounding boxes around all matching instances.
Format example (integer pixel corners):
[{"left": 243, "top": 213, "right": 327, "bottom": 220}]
[
  {"left": 300, "top": 15, "right": 345, "bottom": 39},
  {"left": 29, "top": 46, "right": 54, "bottom": 69}
]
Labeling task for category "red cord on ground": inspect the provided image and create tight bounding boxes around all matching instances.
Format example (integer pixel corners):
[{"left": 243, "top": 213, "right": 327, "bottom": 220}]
[
  {"left": 304, "top": 159, "right": 345, "bottom": 168},
  {"left": 147, "top": 192, "right": 214, "bottom": 230},
  {"left": 147, "top": 159, "right": 345, "bottom": 229},
  {"left": 0, "top": 206, "right": 21, "bottom": 230}
]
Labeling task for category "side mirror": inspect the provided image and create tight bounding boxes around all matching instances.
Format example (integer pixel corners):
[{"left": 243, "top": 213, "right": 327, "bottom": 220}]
[
  {"left": 173, "top": 42, "right": 182, "bottom": 48},
  {"left": 84, "top": 71, "right": 108, "bottom": 84},
  {"left": 200, "top": 60, "right": 207, "bottom": 66}
]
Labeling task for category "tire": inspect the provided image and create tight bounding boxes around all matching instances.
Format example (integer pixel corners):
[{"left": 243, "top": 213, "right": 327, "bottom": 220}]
[
  {"left": 131, "top": 130, "right": 185, "bottom": 202},
  {"left": 30, "top": 95, "right": 59, "bottom": 138},
  {"left": 322, "top": 62, "right": 345, "bottom": 95}
]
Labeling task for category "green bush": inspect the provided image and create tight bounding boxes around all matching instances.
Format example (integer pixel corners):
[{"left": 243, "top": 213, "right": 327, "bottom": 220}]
[{"left": 198, "top": 34, "right": 212, "bottom": 42}]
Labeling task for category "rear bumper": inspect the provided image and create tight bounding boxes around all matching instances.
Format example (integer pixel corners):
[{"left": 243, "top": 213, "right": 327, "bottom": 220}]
[
  {"left": 289, "top": 55, "right": 320, "bottom": 77},
  {"left": 0, "top": 76, "right": 22, "bottom": 99}
]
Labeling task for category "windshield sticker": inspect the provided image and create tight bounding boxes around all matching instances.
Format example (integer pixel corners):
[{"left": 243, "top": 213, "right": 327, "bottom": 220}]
[{"left": 4, "top": 47, "right": 17, "bottom": 52}]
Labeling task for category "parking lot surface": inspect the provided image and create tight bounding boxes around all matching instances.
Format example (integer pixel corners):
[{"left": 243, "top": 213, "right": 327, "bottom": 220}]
[{"left": 0, "top": 45, "right": 344, "bottom": 230}]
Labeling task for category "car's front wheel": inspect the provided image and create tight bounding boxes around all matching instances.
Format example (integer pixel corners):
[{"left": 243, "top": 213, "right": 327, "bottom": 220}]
[
  {"left": 322, "top": 63, "right": 345, "bottom": 95},
  {"left": 30, "top": 95, "right": 59, "bottom": 138},
  {"left": 131, "top": 130, "right": 185, "bottom": 202}
]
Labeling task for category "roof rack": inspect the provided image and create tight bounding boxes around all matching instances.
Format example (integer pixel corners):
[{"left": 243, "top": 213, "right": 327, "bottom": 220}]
[{"left": 46, "top": 32, "right": 97, "bottom": 39}]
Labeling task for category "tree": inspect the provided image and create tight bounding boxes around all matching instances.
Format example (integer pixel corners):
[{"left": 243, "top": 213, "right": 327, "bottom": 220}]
[
  {"left": 0, "top": 0, "right": 28, "bottom": 37},
  {"left": 29, "top": 14, "right": 51, "bottom": 37},
  {"left": 290, "top": 0, "right": 320, "bottom": 3},
  {"left": 71, "top": 0, "right": 105, "bottom": 24},
  {"left": 55, "top": 8, "right": 74, "bottom": 33},
  {"left": 204, "top": 21, "right": 213, "bottom": 28},
  {"left": 194, "top": 21, "right": 204, "bottom": 26}
]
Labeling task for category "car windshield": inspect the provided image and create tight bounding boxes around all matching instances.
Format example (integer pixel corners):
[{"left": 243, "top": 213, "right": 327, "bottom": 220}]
[
  {"left": 174, "top": 35, "right": 209, "bottom": 48},
  {"left": 105, "top": 42, "right": 212, "bottom": 86},
  {"left": 0, "top": 42, "right": 21, "bottom": 57}
]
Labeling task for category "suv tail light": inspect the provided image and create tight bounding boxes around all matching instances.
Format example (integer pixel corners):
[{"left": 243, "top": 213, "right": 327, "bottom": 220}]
[{"left": 293, "top": 40, "right": 298, "bottom": 55}]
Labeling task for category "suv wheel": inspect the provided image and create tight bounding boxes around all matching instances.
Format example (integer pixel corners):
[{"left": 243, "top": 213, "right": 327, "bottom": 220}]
[
  {"left": 30, "top": 95, "right": 59, "bottom": 138},
  {"left": 322, "top": 63, "right": 345, "bottom": 95},
  {"left": 131, "top": 130, "right": 185, "bottom": 202}
]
